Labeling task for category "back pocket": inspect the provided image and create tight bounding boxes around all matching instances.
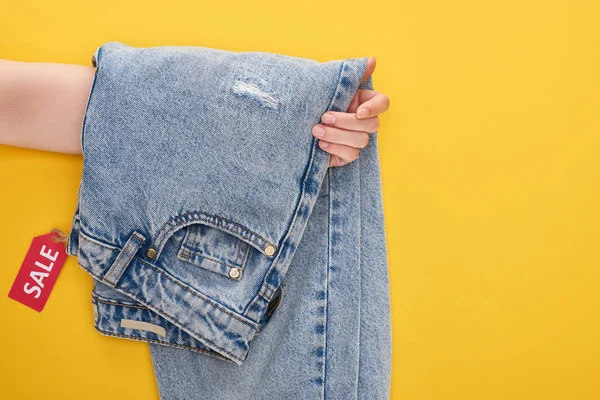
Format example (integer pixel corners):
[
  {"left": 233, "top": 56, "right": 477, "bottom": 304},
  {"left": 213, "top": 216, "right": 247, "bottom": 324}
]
[{"left": 177, "top": 224, "right": 252, "bottom": 281}]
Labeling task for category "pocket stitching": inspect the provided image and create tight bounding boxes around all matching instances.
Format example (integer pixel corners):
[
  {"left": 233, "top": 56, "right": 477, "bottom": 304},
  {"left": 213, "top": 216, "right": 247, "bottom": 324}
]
[
  {"left": 152, "top": 209, "right": 277, "bottom": 260},
  {"left": 176, "top": 225, "right": 252, "bottom": 280}
]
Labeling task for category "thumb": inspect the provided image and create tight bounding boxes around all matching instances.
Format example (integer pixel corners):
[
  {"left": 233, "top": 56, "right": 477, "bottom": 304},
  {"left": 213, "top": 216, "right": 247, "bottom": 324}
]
[{"left": 360, "top": 56, "right": 376, "bottom": 83}]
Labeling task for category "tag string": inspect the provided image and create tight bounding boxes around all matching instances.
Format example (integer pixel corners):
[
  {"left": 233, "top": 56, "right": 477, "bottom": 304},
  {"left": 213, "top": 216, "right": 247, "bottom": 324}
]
[{"left": 51, "top": 228, "right": 69, "bottom": 244}]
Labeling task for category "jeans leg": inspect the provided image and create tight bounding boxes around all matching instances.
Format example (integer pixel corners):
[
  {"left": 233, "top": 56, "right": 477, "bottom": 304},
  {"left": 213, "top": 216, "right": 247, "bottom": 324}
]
[
  {"left": 148, "top": 76, "right": 392, "bottom": 400},
  {"left": 355, "top": 77, "right": 393, "bottom": 399}
]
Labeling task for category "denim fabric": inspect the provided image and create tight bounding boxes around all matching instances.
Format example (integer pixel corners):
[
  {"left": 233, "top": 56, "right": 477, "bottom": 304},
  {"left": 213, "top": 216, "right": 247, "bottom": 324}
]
[{"left": 66, "top": 41, "right": 391, "bottom": 398}]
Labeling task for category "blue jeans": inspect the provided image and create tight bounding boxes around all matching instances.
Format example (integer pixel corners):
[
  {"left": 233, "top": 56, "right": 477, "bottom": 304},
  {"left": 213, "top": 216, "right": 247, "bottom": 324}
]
[{"left": 67, "top": 42, "right": 391, "bottom": 399}]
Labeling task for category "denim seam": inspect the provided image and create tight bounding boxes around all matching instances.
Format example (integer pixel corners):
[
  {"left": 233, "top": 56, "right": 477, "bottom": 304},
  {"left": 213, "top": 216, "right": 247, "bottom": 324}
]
[
  {"left": 321, "top": 58, "right": 350, "bottom": 400},
  {"left": 178, "top": 242, "right": 249, "bottom": 270},
  {"left": 151, "top": 209, "right": 278, "bottom": 257},
  {"left": 93, "top": 295, "right": 147, "bottom": 309},
  {"left": 177, "top": 248, "right": 244, "bottom": 280},
  {"left": 177, "top": 248, "right": 246, "bottom": 270},
  {"left": 355, "top": 151, "right": 363, "bottom": 399},
  {"left": 324, "top": 167, "right": 332, "bottom": 400},
  {"left": 94, "top": 327, "right": 231, "bottom": 362},
  {"left": 178, "top": 239, "right": 252, "bottom": 281},
  {"left": 181, "top": 222, "right": 250, "bottom": 267}
]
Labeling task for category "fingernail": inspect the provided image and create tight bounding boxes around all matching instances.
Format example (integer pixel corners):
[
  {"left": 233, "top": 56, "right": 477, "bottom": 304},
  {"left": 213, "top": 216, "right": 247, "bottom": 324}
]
[
  {"left": 322, "top": 113, "right": 335, "bottom": 124},
  {"left": 319, "top": 140, "right": 329, "bottom": 148},
  {"left": 357, "top": 108, "right": 368, "bottom": 119},
  {"left": 312, "top": 126, "right": 325, "bottom": 137}
]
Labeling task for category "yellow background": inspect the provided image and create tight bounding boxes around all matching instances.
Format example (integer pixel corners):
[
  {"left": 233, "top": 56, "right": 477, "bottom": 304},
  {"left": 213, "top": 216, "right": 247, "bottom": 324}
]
[{"left": 1, "top": 1, "right": 599, "bottom": 399}]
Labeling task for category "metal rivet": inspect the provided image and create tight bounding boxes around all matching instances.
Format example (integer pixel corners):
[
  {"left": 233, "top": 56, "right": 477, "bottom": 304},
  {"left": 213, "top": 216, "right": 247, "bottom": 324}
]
[
  {"left": 265, "top": 245, "right": 275, "bottom": 256},
  {"left": 146, "top": 247, "right": 157, "bottom": 259},
  {"left": 229, "top": 267, "right": 240, "bottom": 278}
]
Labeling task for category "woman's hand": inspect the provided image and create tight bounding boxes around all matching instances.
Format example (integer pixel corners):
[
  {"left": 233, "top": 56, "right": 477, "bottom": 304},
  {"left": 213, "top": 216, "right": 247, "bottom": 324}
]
[{"left": 312, "top": 56, "right": 390, "bottom": 168}]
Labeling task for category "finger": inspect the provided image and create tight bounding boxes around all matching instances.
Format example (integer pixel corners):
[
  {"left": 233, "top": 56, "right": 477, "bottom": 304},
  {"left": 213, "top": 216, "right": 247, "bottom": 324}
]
[
  {"left": 355, "top": 90, "right": 390, "bottom": 119},
  {"left": 345, "top": 57, "right": 376, "bottom": 113},
  {"left": 321, "top": 111, "right": 379, "bottom": 133},
  {"left": 329, "top": 155, "right": 351, "bottom": 168},
  {"left": 360, "top": 56, "right": 376, "bottom": 83},
  {"left": 317, "top": 140, "right": 360, "bottom": 166},
  {"left": 312, "top": 124, "right": 370, "bottom": 149}
]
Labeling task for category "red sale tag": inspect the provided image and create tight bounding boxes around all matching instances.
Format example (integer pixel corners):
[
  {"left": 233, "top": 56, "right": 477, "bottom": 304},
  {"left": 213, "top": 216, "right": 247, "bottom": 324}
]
[{"left": 8, "top": 229, "right": 68, "bottom": 312}]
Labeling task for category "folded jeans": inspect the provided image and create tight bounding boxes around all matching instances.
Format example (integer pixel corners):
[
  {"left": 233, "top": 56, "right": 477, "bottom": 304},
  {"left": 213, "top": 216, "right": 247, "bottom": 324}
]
[{"left": 66, "top": 41, "right": 391, "bottom": 399}]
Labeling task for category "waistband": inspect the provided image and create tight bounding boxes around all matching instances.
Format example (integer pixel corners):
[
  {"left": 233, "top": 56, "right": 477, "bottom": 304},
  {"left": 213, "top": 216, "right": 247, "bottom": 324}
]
[{"left": 77, "top": 227, "right": 257, "bottom": 364}]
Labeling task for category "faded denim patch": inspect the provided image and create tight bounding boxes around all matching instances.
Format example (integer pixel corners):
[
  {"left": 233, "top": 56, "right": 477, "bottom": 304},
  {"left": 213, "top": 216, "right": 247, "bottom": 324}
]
[{"left": 230, "top": 66, "right": 280, "bottom": 111}]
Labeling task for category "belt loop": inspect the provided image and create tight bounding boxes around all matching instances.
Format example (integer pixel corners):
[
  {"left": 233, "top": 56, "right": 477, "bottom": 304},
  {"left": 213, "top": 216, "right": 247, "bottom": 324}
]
[{"left": 102, "top": 231, "right": 146, "bottom": 287}]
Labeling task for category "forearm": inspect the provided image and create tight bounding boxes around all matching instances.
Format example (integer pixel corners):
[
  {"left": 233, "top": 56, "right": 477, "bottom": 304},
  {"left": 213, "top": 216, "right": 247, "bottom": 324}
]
[{"left": 0, "top": 59, "right": 96, "bottom": 154}]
